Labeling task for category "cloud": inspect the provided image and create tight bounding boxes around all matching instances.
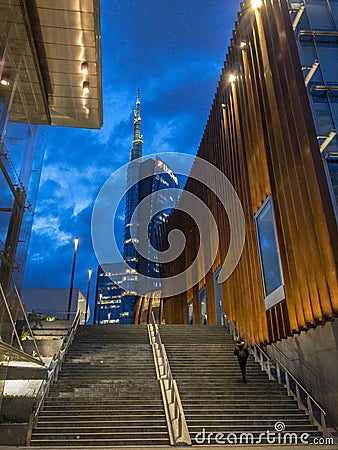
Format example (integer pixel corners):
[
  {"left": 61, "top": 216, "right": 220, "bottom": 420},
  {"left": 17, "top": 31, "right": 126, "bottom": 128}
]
[
  {"left": 32, "top": 215, "right": 73, "bottom": 250},
  {"left": 146, "top": 119, "right": 180, "bottom": 154},
  {"left": 39, "top": 163, "right": 113, "bottom": 218},
  {"left": 91, "top": 88, "right": 135, "bottom": 145}
]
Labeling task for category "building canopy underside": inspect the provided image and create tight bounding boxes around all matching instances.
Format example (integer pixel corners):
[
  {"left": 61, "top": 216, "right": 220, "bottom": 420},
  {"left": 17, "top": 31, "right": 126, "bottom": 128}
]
[{"left": 0, "top": 0, "right": 102, "bottom": 129}]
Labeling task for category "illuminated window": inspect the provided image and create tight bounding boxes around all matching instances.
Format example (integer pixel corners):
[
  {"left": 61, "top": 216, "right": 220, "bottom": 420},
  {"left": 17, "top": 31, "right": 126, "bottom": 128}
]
[{"left": 125, "top": 238, "right": 139, "bottom": 244}]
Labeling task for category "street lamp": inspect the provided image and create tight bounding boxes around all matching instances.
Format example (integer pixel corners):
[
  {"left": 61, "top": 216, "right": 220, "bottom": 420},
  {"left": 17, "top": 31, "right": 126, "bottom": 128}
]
[
  {"left": 67, "top": 237, "right": 79, "bottom": 320},
  {"left": 252, "top": 0, "right": 263, "bottom": 9},
  {"left": 85, "top": 268, "right": 92, "bottom": 324}
]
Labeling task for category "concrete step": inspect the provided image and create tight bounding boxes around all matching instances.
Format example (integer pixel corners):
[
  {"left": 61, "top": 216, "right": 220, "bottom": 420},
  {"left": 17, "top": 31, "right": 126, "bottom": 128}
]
[
  {"left": 34, "top": 410, "right": 165, "bottom": 422},
  {"left": 58, "top": 372, "right": 157, "bottom": 379},
  {"left": 39, "top": 407, "right": 166, "bottom": 415},
  {"left": 182, "top": 398, "right": 299, "bottom": 405},
  {"left": 43, "top": 398, "right": 164, "bottom": 406},
  {"left": 31, "top": 325, "right": 170, "bottom": 447},
  {"left": 30, "top": 437, "right": 169, "bottom": 447},
  {"left": 183, "top": 413, "right": 311, "bottom": 421},
  {"left": 183, "top": 401, "right": 299, "bottom": 408},
  {"left": 59, "top": 366, "right": 156, "bottom": 372},
  {"left": 186, "top": 422, "right": 319, "bottom": 431},
  {"left": 48, "top": 389, "right": 161, "bottom": 397},
  {"left": 49, "top": 382, "right": 161, "bottom": 389},
  {"left": 46, "top": 393, "right": 163, "bottom": 401},
  {"left": 35, "top": 421, "right": 168, "bottom": 430},
  {"left": 158, "top": 324, "right": 323, "bottom": 442}
]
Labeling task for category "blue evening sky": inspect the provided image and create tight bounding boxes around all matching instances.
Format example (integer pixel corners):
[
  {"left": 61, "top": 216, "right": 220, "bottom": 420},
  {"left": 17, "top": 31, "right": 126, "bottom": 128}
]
[{"left": 23, "top": 0, "right": 240, "bottom": 319}]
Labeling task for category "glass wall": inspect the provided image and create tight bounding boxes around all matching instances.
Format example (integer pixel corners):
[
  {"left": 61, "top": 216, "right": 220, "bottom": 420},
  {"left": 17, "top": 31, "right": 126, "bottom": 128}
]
[
  {"left": 213, "top": 267, "right": 224, "bottom": 325},
  {"left": 199, "top": 285, "right": 207, "bottom": 324},
  {"left": 188, "top": 300, "right": 194, "bottom": 324},
  {"left": 0, "top": 0, "right": 49, "bottom": 304},
  {"left": 289, "top": 0, "right": 338, "bottom": 217}
]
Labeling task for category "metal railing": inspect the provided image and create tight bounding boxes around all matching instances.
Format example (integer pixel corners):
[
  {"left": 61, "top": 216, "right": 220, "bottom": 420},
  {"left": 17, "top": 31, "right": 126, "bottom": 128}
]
[
  {"left": 224, "top": 315, "right": 330, "bottom": 436},
  {"left": 26, "top": 310, "right": 81, "bottom": 444},
  {"left": 0, "top": 281, "right": 43, "bottom": 364},
  {"left": 148, "top": 313, "right": 191, "bottom": 446},
  {"left": 27, "top": 309, "right": 79, "bottom": 323}
]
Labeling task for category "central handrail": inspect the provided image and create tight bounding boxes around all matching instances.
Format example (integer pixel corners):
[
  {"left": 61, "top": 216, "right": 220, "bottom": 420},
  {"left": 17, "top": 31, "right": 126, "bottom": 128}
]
[
  {"left": 148, "top": 313, "right": 191, "bottom": 446},
  {"left": 223, "top": 315, "right": 330, "bottom": 436},
  {"left": 26, "top": 310, "right": 81, "bottom": 444}
]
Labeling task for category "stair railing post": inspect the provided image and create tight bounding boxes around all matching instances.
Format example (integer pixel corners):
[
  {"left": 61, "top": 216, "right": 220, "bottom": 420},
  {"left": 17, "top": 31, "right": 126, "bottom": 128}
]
[
  {"left": 174, "top": 395, "right": 179, "bottom": 419},
  {"left": 276, "top": 360, "right": 281, "bottom": 384},
  {"left": 266, "top": 359, "right": 273, "bottom": 380},
  {"left": 285, "top": 371, "right": 291, "bottom": 396},
  {"left": 307, "top": 395, "right": 314, "bottom": 424},
  {"left": 177, "top": 402, "right": 182, "bottom": 437},
  {"left": 259, "top": 349, "right": 264, "bottom": 370},
  {"left": 295, "top": 383, "right": 301, "bottom": 409},
  {"left": 320, "top": 410, "right": 327, "bottom": 434},
  {"left": 165, "top": 356, "right": 169, "bottom": 379}
]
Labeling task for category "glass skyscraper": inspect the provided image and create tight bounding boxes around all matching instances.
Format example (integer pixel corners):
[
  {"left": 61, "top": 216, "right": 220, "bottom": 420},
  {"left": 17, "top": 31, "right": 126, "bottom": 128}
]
[
  {"left": 94, "top": 265, "right": 122, "bottom": 324},
  {"left": 95, "top": 93, "right": 178, "bottom": 324}
]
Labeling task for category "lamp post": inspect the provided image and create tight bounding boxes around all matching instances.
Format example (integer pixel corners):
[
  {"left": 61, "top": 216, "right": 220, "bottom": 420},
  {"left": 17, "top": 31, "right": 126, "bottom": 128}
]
[
  {"left": 67, "top": 237, "right": 79, "bottom": 320},
  {"left": 85, "top": 268, "right": 92, "bottom": 324}
]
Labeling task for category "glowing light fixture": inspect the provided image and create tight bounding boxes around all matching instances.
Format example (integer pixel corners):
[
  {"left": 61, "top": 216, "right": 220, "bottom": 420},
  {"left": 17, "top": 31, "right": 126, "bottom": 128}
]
[
  {"left": 82, "top": 81, "right": 90, "bottom": 93},
  {"left": 240, "top": 41, "right": 246, "bottom": 49},
  {"left": 1, "top": 78, "right": 9, "bottom": 86},
  {"left": 252, "top": 0, "right": 263, "bottom": 9},
  {"left": 81, "top": 61, "right": 89, "bottom": 74},
  {"left": 229, "top": 74, "right": 236, "bottom": 83}
]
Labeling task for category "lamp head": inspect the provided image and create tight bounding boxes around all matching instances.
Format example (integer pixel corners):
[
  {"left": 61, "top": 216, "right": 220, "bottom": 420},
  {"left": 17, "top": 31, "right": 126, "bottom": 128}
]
[{"left": 252, "top": 0, "right": 263, "bottom": 9}]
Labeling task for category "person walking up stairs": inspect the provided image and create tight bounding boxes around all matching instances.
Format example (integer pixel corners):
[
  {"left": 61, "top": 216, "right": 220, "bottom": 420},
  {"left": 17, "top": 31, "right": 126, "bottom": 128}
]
[{"left": 159, "top": 324, "right": 324, "bottom": 446}]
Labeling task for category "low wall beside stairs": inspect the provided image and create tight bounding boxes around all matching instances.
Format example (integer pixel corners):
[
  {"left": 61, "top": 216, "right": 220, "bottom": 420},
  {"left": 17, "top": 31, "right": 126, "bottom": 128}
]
[
  {"left": 266, "top": 320, "right": 338, "bottom": 427},
  {"left": 0, "top": 423, "right": 28, "bottom": 447}
]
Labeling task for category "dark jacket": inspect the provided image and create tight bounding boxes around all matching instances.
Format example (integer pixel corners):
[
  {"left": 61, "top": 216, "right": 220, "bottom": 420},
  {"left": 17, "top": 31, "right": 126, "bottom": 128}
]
[{"left": 234, "top": 342, "right": 249, "bottom": 360}]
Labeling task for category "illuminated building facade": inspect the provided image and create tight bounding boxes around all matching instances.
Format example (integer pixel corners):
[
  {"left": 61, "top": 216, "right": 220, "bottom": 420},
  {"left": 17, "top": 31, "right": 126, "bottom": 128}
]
[
  {"left": 159, "top": 0, "right": 337, "bottom": 424},
  {"left": 94, "top": 265, "right": 122, "bottom": 324},
  {"left": 119, "top": 155, "right": 178, "bottom": 323}
]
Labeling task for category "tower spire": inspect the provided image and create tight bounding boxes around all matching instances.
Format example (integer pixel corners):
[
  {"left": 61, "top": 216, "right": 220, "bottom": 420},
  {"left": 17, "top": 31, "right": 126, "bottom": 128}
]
[{"left": 130, "top": 89, "right": 143, "bottom": 160}]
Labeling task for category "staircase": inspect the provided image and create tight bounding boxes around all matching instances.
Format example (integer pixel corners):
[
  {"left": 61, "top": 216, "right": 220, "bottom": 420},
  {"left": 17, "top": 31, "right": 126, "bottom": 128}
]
[
  {"left": 30, "top": 325, "right": 169, "bottom": 447},
  {"left": 159, "top": 325, "right": 323, "bottom": 445}
]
